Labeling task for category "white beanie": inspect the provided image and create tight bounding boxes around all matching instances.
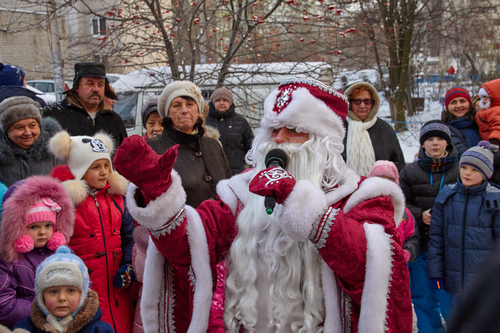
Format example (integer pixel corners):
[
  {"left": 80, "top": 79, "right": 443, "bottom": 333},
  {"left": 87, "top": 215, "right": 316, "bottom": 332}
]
[
  {"left": 49, "top": 131, "right": 114, "bottom": 181},
  {"left": 157, "top": 80, "right": 205, "bottom": 118},
  {"left": 36, "top": 246, "right": 90, "bottom": 317},
  {"left": 479, "top": 87, "right": 491, "bottom": 110}
]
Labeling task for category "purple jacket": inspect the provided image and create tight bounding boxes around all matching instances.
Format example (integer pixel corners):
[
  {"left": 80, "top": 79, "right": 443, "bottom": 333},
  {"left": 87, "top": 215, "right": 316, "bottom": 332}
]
[{"left": 0, "top": 246, "right": 54, "bottom": 328}]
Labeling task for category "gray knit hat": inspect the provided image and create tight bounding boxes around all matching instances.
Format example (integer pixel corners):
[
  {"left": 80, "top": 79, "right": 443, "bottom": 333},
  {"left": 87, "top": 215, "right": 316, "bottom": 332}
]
[
  {"left": 36, "top": 246, "right": 90, "bottom": 317},
  {"left": 460, "top": 145, "right": 494, "bottom": 179},
  {"left": 420, "top": 120, "right": 451, "bottom": 145},
  {"left": 210, "top": 87, "right": 233, "bottom": 105},
  {"left": 0, "top": 96, "right": 42, "bottom": 131}
]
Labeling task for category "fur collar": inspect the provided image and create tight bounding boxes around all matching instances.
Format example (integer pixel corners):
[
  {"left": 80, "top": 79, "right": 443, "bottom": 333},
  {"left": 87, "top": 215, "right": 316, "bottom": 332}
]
[
  {"left": 26, "top": 289, "right": 100, "bottom": 333},
  {"left": 51, "top": 164, "right": 128, "bottom": 205},
  {"left": 0, "top": 117, "right": 61, "bottom": 164}
]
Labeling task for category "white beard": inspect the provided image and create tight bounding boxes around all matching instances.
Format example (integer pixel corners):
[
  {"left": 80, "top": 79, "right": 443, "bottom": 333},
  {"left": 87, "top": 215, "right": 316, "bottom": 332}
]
[{"left": 224, "top": 141, "right": 327, "bottom": 333}]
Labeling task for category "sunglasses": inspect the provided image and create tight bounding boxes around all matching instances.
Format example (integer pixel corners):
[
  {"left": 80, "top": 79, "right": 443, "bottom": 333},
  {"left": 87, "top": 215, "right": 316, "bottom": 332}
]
[{"left": 350, "top": 98, "right": 374, "bottom": 106}]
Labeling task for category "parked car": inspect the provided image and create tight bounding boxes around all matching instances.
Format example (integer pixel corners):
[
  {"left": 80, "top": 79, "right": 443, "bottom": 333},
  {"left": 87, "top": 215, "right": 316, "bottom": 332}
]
[
  {"left": 24, "top": 85, "right": 57, "bottom": 105},
  {"left": 26, "top": 80, "right": 72, "bottom": 95}
]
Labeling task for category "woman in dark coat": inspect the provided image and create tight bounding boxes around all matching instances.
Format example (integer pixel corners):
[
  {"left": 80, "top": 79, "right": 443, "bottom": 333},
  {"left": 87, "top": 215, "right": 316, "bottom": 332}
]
[
  {"left": 441, "top": 86, "right": 480, "bottom": 157},
  {"left": 400, "top": 120, "right": 459, "bottom": 333},
  {"left": 0, "top": 97, "right": 62, "bottom": 186},
  {"left": 147, "top": 81, "right": 232, "bottom": 208}
]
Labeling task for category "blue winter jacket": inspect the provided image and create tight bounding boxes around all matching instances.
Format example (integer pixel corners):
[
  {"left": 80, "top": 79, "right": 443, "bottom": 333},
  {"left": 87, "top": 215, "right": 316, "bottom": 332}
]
[{"left": 427, "top": 179, "right": 500, "bottom": 296}]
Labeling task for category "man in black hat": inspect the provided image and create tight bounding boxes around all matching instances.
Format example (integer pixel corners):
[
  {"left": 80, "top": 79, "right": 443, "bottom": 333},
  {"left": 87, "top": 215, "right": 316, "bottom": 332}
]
[{"left": 43, "top": 63, "right": 127, "bottom": 146}]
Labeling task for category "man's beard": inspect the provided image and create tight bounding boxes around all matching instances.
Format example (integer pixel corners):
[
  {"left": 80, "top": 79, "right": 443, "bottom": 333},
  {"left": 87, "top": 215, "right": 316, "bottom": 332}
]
[{"left": 224, "top": 141, "right": 326, "bottom": 333}]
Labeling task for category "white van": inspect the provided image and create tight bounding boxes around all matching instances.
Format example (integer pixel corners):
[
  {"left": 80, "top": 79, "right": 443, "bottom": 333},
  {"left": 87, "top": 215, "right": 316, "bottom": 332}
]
[{"left": 112, "top": 62, "right": 333, "bottom": 136}]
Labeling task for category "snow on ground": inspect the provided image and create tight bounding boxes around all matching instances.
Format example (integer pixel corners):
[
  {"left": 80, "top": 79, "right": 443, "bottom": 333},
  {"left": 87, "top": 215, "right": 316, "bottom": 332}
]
[{"left": 377, "top": 91, "right": 448, "bottom": 164}]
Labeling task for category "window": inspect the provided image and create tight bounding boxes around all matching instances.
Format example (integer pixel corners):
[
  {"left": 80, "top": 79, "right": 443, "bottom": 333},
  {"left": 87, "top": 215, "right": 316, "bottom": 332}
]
[{"left": 91, "top": 18, "right": 106, "bottom": 37}]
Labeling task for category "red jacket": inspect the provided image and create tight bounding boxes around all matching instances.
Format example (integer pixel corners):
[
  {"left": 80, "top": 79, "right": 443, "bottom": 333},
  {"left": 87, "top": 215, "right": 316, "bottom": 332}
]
[
  {"left": 127, "top": 169, "right": 412, "bottom": 333},
  {"left": 476, "top": 78, "right": 500, "bottom": 141},
  {"left": 51, "top": 165, "right": 135, "bottom": 333}
]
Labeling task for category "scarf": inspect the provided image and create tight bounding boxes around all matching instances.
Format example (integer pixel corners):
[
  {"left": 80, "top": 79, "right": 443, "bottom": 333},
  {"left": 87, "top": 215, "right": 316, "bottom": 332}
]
[
  {"left": 447, "top": 117, "right": 481, "bottom": 148},
  {"left": 46, "top": 314, "right": 73, "bottom": 333},
  {"left": 418, "top": 153, "right": 457, "bottom": 173},
  {"left": 345, "top": 116, "right": 378, "bottom": 176}
]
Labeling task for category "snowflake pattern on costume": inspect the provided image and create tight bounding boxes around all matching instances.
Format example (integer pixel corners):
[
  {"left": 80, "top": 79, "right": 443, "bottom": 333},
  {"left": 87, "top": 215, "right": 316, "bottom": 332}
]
[{"left": 259, "top": 167, "right": 292, "bottom": 187}]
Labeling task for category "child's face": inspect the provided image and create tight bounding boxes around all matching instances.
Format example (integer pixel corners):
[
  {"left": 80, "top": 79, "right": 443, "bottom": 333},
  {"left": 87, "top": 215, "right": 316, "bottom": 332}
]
[
  {"left": 26, "top": 221, "right": 54, "bottom": 248},
  {"left": 422, "top": 136, "right": 448, "bottom": 158},
  {"left": 460, "top": 165, "right": 484, "bottom": 188},
  {"left": 83, "top": 159, "right": 110, "bottom": 189},
  {"left": 43, "top": 285, "right": 81, "bottom": 317}
]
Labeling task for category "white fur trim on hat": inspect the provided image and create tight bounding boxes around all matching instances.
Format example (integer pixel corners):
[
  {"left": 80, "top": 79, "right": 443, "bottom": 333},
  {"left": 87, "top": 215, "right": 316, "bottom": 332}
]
[
  {"left": 261, "top": 78, "right": 348, "bottom": 141},
  {"left": 157, "top": 81, "right": 205, "bottom": 118}
]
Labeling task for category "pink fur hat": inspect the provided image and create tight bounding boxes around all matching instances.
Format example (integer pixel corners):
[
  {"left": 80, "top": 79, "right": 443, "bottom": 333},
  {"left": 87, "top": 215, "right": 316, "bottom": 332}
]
[
  {"left": 368, "top": 160, "right": 400, "bottom": 185},
  {"left": 0, "top": 176, "right": 74, "bottom": 262}
]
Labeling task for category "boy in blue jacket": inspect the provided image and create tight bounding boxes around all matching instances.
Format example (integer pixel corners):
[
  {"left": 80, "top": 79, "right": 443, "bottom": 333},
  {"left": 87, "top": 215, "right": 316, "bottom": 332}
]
[{"left": 428, "top": 142, "right": 500, "bottom": 308}]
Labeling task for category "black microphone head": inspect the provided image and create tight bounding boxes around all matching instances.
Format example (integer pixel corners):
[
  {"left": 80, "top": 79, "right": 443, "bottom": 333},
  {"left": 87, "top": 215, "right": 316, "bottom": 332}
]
[{"left": 265, "top": 149, "right": 288, "bottom": 168}]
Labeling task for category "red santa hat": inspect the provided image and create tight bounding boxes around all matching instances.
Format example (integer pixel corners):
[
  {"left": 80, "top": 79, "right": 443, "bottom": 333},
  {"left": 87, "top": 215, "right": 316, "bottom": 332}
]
[{"left": 261, "top": 77, "right": 349, "bottom": 140}]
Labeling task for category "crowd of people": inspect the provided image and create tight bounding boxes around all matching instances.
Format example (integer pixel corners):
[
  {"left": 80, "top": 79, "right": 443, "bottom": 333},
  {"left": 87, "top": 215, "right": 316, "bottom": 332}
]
[{"left": 0, "top": 60, "right": 499, "bottom": 333}]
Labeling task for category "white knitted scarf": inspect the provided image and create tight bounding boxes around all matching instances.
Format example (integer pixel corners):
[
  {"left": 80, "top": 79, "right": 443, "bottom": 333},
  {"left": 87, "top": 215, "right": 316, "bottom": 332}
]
[{"left": 345, "top": 116, "right": 378, "bottom": 176}]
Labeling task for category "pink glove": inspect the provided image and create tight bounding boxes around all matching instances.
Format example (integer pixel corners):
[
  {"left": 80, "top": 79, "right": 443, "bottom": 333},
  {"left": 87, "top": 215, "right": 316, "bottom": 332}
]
[
  {"left": 249, "top": 167, "right": 296, "bottom": 204},
  {"left": 114, "top": 135, "right": 178, "bottom": 204}
]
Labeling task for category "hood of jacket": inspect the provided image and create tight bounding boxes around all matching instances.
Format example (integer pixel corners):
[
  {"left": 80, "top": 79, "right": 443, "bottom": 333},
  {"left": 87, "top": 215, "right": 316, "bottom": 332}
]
[
  {"left": 344, "top": 81, "right": 380, "bottom": 122},
  {"left": 0, "top": 117, "right": 61, "bottom": 165},
  {"left": 482, "top": 78, "right": 500, "bottom": 108},
  {"left": 0, "top": 176, "right": 74, "bottom": 263}
]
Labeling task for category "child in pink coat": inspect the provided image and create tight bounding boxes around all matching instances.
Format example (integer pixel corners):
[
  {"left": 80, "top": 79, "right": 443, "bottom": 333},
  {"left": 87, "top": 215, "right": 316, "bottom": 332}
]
[{"left": 369, "top": 160, "right": 420, "bottom": 262}]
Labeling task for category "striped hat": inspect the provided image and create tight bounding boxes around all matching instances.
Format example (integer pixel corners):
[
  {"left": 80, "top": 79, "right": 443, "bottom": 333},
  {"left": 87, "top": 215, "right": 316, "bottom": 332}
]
[
  {"left": 420, "top": 120, "right": 451, "bottom": 145},
  {"left": 444, "top": 86, "right": 471, "bottom": 110},
  {"left": 460, "top": 145, "right": 494, "bottom": 179}
]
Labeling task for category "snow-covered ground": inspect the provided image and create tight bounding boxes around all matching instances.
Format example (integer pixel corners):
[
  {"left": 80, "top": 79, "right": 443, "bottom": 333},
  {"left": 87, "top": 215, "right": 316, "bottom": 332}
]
[{"left": 377, "top": 90, "right": 450, "bottom": 164}]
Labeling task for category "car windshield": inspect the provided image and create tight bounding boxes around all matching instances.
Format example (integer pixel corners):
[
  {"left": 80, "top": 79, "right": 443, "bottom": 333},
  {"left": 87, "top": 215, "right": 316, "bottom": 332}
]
[{"left": 114, "top": 93, "right": 138, "bottom": 129}]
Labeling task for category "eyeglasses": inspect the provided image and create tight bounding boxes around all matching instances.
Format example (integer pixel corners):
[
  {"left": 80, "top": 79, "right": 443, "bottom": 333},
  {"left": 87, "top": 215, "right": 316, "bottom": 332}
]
[{"left": 350, "top": 98, "right": 374, "bottom": 106}]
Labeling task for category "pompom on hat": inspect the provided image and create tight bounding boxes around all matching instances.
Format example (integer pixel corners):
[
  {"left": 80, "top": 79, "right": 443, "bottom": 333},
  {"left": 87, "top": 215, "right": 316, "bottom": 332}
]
[
  {"left": 368, "top": 160, "right": 400, "bottom": 185},
  {"left": 261, "top": 77, "right": 349, "bottom": 140},
  {"left": 36, "top": 245, "right": 90, "bottom": 317},
  {"left": 0, "top": 63, "right": 26, "bottom": 86},
  {"left": 157, "top": 81, "right": 205, "bottom": 118},
  {"left": 460, "top": 142, "right": 494, "bottom": 180},
  {"left": 0, "top": 96, "right": 42, "bottom": 131},
  {"left": 444, "top": 86, "right": 471, "bottom": 110},
  {"left": 49, "top": 131, "right": 114, "bottom": 181},
  {"left": 210, "top": 87, "right": 234, "bottom": 105},
  {"left": 419, "top": 120, "right": 451, "bottom": 146}
]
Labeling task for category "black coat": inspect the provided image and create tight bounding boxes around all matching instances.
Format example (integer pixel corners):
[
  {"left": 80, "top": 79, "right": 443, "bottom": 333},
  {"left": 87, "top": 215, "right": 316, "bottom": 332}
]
[
  {"left": 43, "top": 93, "right": 127, "bottom": 146},
  {"left": 147, "top": 119, "right": 232, "bottom": 208},
  {"left": 0, "top": 117, "right": 62, "bottom": 187},
  {"left": 342, "top": 117, "right": 406, "bottom": 172},
  {"left": 399, "top": 146, "right": 459, "bottom": 250},
  {"left": 206, "top": 103, "right": 254, "bottom": 175}
]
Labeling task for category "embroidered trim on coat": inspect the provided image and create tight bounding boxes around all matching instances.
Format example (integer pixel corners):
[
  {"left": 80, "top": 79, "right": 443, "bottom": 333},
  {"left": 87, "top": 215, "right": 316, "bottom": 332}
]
[
  {"left": 309, "top": 206, "right": 339, "bottom": 249},
  {"left": 151, "top": 208, "right": 186, "bottom": 238}
]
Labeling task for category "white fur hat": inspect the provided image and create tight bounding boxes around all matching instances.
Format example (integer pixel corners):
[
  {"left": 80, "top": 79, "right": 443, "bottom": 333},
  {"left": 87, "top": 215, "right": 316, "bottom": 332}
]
[
  {"left": 261, "top": 77, "right": 349, "bottom": 140},
  {"left": 157, "top": 80, "right": 205, "bottom": 118},
  {"left": 49, "top": 131, "right": 114, "bottom": 181}
]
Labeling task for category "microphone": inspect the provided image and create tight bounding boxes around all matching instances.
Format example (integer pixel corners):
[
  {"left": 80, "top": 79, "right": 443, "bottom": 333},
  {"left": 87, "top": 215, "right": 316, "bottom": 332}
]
[{"left": 264, "top": 149, "right": 288, "bottom": 215}]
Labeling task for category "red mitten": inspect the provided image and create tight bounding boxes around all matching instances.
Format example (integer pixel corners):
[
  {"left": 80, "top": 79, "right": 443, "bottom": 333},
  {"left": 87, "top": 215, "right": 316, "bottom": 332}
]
[
  {"left": 249, "top": 167, "right": 296, "bottom": 204},
  {"left": 114, "top": 135, "right": 178, "bottom": 204}
]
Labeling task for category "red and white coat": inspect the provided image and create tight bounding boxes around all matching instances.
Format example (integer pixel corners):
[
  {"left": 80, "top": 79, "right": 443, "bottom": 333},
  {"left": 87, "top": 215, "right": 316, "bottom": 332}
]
[{"left": 127, "top": 168, "right": 412, "bottom": 333}]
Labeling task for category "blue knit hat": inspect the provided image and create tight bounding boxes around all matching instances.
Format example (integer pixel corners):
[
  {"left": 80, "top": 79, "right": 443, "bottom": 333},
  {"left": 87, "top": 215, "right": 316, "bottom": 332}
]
[
  {"left": 460, "top": 145, "right": 494, "bottom": 179},
  {"left": 0, "top": 63, "right": 26, "bottom": 86},
  {"left": 36, "top": 246, "right": 90, "bottom": 317}
]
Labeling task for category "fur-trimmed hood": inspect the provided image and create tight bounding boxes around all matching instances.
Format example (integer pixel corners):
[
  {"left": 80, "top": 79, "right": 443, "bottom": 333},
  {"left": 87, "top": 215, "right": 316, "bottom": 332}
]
[
  {"left": 50, "top": 164, "right": 128, "bottom": 206},
  {"left": 0, "top": 176, "right": 74, "bottom": 263},
  {"left": 344, "top": 81, "right": 380, "bottom": 122},
  {"left": 0, "top": 117, "right": 61, "bottom": 165}
]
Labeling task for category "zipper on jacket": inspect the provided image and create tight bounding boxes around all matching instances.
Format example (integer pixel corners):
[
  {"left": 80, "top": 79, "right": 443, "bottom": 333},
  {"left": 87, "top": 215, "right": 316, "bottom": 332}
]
[
  {"left": 93, "top": 195, "right": 118, "bottom": 332},
  {"left": 460, "top": 190, "right": 469, "bottom": 293}
]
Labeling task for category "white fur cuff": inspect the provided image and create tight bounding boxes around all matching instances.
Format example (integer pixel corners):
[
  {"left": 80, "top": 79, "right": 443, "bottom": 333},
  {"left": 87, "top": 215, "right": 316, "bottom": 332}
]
[
  {"left": 126, "top": 170, "right": 187, "bottom": 230},
  {"left": 280, "top": 180, "right": 328, "bottom": 240}
]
